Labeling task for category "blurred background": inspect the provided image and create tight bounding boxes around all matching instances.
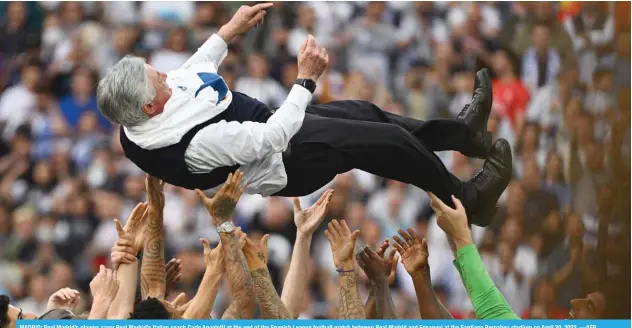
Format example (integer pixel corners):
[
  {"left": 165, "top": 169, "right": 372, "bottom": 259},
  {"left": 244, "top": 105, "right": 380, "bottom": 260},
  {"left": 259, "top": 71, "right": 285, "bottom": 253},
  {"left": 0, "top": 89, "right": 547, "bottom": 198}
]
[{"left": 0, "top": 0, "right": 629, "bottom": 320}]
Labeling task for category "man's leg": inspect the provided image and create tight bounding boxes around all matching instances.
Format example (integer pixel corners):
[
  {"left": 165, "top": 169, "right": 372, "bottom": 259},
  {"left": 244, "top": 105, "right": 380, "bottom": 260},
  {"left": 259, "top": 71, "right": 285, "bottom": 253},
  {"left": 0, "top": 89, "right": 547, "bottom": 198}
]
[
  {"left": 276, "top": 114, "right": 512, "bottom": 226},
  {"left": 308, "top": 69, "right": 494, "bottom": 158}
]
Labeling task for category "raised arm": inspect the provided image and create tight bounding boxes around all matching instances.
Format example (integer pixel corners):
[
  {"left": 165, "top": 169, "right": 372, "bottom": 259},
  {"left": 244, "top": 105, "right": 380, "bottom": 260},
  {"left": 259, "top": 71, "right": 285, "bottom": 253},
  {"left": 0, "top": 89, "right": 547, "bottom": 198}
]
[
  {"left": 428, "top": 193, "right": 519, "bottom": 320},
  {"left": 181, "top": 239, "right": 223, "bottom": 319},
  {"left": 236, "top": 229, "right": 292, "bottom": 319},
  {"left": 185, "top": 35, "right": 328, "bottom": 172},
  {"left": 140, "top": 176, "right": 167, "bottom": 300},
  {"left": 107, "top": 203, "right": 149, "bottom": 319},
  {"left": 195, "top": 171, "right": 256, "bottom": 319},
  {"left": 325, "top": 219, "right": 364, "bottom": 319},
  {"left": 391, "top": 228, "right": 453, "bottom": 319},
  {"left": 281, "top": 190, "right": 333, "bottom": 318},
  {"left": 181, "top": 3, "right": 273, "bottom": 71}
]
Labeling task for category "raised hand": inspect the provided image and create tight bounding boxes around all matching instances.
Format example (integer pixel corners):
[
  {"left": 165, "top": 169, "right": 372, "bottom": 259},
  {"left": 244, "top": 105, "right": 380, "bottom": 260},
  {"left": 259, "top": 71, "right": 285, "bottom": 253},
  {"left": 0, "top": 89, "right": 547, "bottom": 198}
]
[
  {"left": 375, "top": 240, "right": 398, "bottom": 285},
  {"left": 196, "top": 170, "right": 246, "bottom": 226},
  {"left": 427, "top": 193, "right": 473, "bottom": 249},
  {"left": 200, "top": 238, "right": 224, "bottom": 271},
  {"left": 325, "top": 219, "right": 360, "bottom": 271},
  {"left": 165, "top": 259, "right": 182, "bottom": 297},
  {"left": 110, "top": 238, "right": 137, "bottom": 269},
  {"left": 89, "top": 265, "right": 119, "bottom": 305},
  {"left": 356, "top": 246, "right": 398, "bottom": 285},
  {"left": 114, "top": 202, "right": 149, "bottom": 254},
  {"left": 297, "top": 35, "right": 329, "bottom": 82},
  {"left": 293, "top": 190, "right": 333, "bottom": 236},
  {"left": 235, "top": 227, "right": 270, "bottom": 271},
  {"left": 391, "top": 228, "right": 428, "bottom": 274},
  {"left": 219, "top": 3, "right": 274, "bottom": 41},
  {"left": 47, "top": 287, "right": 81, "bottom": 311}
]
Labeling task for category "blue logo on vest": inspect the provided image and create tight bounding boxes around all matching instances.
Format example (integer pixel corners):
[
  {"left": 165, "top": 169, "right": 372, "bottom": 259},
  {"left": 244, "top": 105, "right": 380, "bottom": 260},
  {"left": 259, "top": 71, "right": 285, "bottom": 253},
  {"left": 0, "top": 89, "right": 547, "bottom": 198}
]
[{"left": 195, "top": 72, "right": 228, "bottom": 104}]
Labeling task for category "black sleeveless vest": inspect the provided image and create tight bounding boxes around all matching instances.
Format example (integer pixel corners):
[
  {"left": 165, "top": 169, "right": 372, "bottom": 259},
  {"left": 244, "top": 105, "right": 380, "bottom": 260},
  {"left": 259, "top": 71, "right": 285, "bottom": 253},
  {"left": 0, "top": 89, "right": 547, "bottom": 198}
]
[{"left": 120, "top": 92, "right": 273, "bottom": 190}]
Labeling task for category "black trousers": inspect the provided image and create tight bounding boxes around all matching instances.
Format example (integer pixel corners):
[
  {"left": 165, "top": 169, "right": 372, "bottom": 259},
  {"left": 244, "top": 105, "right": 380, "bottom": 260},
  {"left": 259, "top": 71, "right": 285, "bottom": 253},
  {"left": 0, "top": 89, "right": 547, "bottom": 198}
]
[{"left": 273, "top": 100, "right": 478, "bottom": 212}]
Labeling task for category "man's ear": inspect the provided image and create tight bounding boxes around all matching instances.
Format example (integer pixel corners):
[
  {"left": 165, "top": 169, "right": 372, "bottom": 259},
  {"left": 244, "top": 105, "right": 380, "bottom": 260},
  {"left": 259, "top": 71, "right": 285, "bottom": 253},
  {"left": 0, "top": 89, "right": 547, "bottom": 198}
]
[{"left": 142, "top": 102, "right": 155, "bottom": 116}]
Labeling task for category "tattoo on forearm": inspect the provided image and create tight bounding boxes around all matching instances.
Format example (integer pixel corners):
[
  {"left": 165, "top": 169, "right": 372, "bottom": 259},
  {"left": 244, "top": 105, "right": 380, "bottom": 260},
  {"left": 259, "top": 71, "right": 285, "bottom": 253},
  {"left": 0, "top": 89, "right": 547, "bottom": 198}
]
[
  {"left": 141, "top": 212, "right": 166, "bottom": 299},
  {"left": 211, "top": 196, "right": 237, "bottom": 221},
  {"left": 250, "top": 268, "right": 291, "bottom": 319},
  {"left": 338, "top": 272, "right": 365, "bottom": 319},
  {"left": 220, "top": 232, "right": 255, "bottom": 319}
]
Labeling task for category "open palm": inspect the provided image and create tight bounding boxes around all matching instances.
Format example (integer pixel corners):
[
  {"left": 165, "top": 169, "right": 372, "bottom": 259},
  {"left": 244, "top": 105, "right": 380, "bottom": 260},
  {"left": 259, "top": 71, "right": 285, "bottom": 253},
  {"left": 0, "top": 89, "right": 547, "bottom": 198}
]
[
  {"left": 293, "top": 190, "right": 333, "bottom": 235},
  {"left": 114, "top": 202, "right": 149, "bottom": 253},
  {"left": 392, "top": 228, "right": 428, "bottom": 274},
  {"left": 325, "top": 219, "right": 360, "bottom": 268}
]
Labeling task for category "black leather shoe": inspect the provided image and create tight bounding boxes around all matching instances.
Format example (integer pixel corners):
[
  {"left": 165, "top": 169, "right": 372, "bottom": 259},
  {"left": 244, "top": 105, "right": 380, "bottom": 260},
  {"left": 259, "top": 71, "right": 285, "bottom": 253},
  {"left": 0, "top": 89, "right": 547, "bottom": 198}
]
[
  {"left": 456, "top": 68, "right": 493, "bottom": 159},
  {"left": 468, "top": 138, "right": 512, "bottom": 227}
]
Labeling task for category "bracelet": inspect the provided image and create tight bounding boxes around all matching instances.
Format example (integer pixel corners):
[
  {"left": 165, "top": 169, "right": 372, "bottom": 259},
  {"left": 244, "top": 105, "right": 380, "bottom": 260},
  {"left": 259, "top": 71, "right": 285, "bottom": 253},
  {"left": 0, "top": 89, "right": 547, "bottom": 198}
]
[
  {"left": 136, "top": 251, "right": 142, "bottom": 260},
  {"left": 336, "top": 268, "right": 354, "bottom": 273}
]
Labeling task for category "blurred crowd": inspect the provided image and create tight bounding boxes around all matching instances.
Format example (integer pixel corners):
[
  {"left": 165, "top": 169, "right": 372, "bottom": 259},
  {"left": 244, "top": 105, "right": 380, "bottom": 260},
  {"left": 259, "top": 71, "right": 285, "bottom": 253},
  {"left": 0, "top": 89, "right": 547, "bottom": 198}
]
[{"left": 0, "top": 0, "right": 630, "bottom": 320}]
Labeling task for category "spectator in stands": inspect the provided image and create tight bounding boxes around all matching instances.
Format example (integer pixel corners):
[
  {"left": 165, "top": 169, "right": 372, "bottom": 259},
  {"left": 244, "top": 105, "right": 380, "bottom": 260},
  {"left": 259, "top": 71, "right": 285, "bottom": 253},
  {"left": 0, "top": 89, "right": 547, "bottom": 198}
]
[
  {"left": 150, "top": 27, "right": 192, "bottom": 73},
  {"left": 523, "top": 279, "right": 567, "bottom": 319},
  {"left": 0, "top": 62, "right": 41, "bottom": 142},
  {"left": 235, "top": 53, "right": 286, "bottom": 108},
  {"left": 521, "top": 23, "right": 561, "bottom": 95}
]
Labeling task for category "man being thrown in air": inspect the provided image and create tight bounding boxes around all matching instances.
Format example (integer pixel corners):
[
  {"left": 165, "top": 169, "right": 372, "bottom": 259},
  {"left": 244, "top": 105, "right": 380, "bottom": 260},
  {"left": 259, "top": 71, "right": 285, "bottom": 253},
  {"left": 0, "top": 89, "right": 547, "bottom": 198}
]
[{"left": 96, "top": 3, "right": 512, "bottom": 227}]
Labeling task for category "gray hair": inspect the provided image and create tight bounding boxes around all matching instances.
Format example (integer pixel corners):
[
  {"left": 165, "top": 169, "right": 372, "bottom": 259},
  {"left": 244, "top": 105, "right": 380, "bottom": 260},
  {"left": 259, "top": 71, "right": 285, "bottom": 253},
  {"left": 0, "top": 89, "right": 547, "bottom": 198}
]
[{"left": 97, "top": 55, "right": 156, "bottom": 127}]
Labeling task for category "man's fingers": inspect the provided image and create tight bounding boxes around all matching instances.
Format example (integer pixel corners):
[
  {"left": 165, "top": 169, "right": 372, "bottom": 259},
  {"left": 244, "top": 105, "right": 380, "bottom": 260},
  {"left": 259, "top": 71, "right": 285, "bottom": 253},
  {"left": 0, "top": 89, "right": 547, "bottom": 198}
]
[
  {"left": 252, "top": 2, "right": 274, "bottom": 11},
  {"left": 324, "top": 229, "right": 334, "bottom": 244},
  {"left": 391, "top": 239, "right": 405, "bottom": 255},
  {"left": 356, "top": 253, "right": 366, "bottom": 269},
  {"left": 99, "top": 264, "right": 106, "bottom": 275},
  {"left": 407, "top": 227, "right": 420, "bottom": 242},
  {"left": 261, "top": 234, "right": 270, "bottom": 248},
  {"left": 292, "top": 197, "right": 302, "bottom": 212},
  {"left": 398, "top": 229, "right": 413, "bottom": 244},
  {"left": 200, "top": 238, "right": 210, "bottom": 251},
  {"left": 392, "top": 236, "right": 408, "bottom": 250},
  {"left": 327, "top": 222, "right": 340, "bottom": 240},
  {"left": 194, "top": 189, "right": 207, "bottom": 202},
  {"left": 350, "top": 230, "right": 360, "bottom": 246},
  {"left": 421, "top": 238, "right": 429, "bottom": 252},
  {"left": 340, "top": 219, "right": 351, "bottom": 235},
  {"left": 114, "top": 219, "right": 124, "bottom": 237},
  {"left": 299, "top": 39, "right": 308, "bottom": 55},
  {"left": 451, "top": 195, "right": 465, "bottom": 212},
  {"left": 172, "top": 292, "right": 187, "bottom": 307},
  {"left": 305, "top": 34, "right": 315, "bottom": 52},
  {"left": 363, "top": 247, "right": 381, "bottom": 262},
  {"left": 315, "top": 190, "right": 330, "bottom": 206},
  {"left": 116, "top": 239, "right": 132, "bottom": 247},
  {"left": 387, "top": 249, "right": 397, "bottom": 262},
  {"left": 248, "top": 10, "right": 266, "bottom": 27}
]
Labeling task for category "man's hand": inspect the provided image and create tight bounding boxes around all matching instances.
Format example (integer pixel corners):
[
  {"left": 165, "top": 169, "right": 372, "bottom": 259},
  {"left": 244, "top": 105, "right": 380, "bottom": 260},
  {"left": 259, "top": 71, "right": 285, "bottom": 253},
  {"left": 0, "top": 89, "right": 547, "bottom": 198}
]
[
  {"left": 196, "top": 170, "right": 246, "bottom": 226},
  {"left": 218, "top": 3, "right": 274, "bottom": 42},
  {"left": 356, "top": 246, "right": 398, "bottom": 286},
  {"left": 110, "top": 238, "right": 137, "bottom": 270},
  {"left": 297, "top": 35, "right": 329, "bottom": 82},
  {"left": 200, "top": 238, "right": 224, "bottom": 271},
  {"left": 325, "top": 219, "right": 360, "bottom": 271},
  {"left": 90, "top": 265, "right": 119, "bottom": 304},
  {"left": 375, "top": 240, "right": 398, "bottom": 285},
  {"left": 235, "top": 228, "right": 270, "bottom": 271},
  {"left": 391, "top": 228, "right": 428, "bottom": 274},
  {"left": 293, "top": 190, "right": 333, "bottom": 237},
  {"left": 113, "top": 202, "right": 149, "bottom": 254},
  {"left": 165, "top": 259, "right": 182, "bottom": 297},
  {"left": 47, "top": 287, "right": 81, "bottom": 311},
  {"left": 427, "top": 193, "right": 473, "bottom": 250}
]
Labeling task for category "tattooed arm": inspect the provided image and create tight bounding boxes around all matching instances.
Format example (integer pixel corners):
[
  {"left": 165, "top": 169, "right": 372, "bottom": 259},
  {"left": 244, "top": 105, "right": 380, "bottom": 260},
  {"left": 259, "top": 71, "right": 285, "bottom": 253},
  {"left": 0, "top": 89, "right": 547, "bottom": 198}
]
[
  {"left": 325, "top": 219, "right": 364, "bottom": 319},
  {"left": 140, "top": 176, "right": 166, "bottom": 299},
  {"left": 196, "top": 171, "right": 255, "bottom": 319},
  {"left": 236, "top": 228, "right": 291, "bottom": 319},
  {"left": 392, "top": 228, "right": 453, "bottom": 319}
]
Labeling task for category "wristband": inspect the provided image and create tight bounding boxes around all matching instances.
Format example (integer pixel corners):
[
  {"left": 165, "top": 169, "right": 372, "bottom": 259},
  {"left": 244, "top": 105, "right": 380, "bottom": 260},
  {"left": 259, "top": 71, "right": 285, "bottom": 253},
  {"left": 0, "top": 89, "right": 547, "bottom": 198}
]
[{"left": 336, "top": 268, "right": 354, "bottom": 273}]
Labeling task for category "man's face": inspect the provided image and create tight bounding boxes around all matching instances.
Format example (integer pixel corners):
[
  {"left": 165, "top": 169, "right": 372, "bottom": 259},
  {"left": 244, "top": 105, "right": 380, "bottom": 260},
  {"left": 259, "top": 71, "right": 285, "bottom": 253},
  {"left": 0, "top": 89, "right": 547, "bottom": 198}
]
[
  {"left": 144, "top": 64, "right": 172, "bottom": 115},
  {"left": 532, "top": 26, "right": 550, "bottom": 52},
  {"left": 569, "top": 292, "right": 606, "bottom": 319}
]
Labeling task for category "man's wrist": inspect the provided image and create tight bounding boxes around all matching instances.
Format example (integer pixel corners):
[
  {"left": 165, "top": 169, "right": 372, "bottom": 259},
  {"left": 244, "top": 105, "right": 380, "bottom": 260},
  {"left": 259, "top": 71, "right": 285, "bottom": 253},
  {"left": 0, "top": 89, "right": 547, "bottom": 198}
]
[
  {"left": 217, "top": 25, "right": 236, "bottom": 43},
  {"left": 336, "top": 259, "right": 355, "bottom": 272},
  {"left": 453, "top": 235, "right": 474, "bottom": 251}
]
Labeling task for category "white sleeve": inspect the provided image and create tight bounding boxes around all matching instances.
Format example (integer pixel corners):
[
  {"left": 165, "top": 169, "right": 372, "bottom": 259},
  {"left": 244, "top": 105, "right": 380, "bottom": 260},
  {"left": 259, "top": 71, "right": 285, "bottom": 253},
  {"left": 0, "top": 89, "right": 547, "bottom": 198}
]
[
  {"left": 180, "top": 34, "right": 229, "bottom": 71},
  {"left": 185, "top": 85, "right": 313, "bottom": 172}
]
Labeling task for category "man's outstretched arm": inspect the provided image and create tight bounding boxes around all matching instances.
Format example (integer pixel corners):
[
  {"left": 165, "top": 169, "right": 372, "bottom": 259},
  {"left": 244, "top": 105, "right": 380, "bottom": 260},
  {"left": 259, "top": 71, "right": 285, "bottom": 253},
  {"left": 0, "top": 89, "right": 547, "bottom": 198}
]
[
  {"left": 140, "top": 176, "right": 166, "bottom": 299},
  {"left": 181, "top": 239, "right": 223, "bottom": 319},
  {"left": 391, "top": 228, "right": 453, "bottom": 319},
  {"left": 428, "top": 193, "right": 519, "bottom": 320},
  {"left": 181, "top": 3, "right": 273, "bottom": 70},
  {"left": 196, "top": 171, "right": 256, "bottom": 319}
]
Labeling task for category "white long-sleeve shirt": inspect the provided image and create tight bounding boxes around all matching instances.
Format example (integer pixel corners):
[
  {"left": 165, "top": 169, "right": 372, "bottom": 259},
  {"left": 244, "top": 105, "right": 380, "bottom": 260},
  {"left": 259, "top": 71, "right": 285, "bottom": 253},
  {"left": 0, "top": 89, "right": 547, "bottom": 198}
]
[{"left": 124, "top": 34, "right": 313, "bottom": 196}]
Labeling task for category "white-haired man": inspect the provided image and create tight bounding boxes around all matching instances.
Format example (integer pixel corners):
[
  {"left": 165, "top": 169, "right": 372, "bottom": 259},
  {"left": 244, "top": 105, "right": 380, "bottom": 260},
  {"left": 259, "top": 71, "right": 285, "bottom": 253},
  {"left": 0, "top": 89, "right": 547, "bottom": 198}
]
[{"left": 97, "top": 3, "right": 511, "bottom": 226}]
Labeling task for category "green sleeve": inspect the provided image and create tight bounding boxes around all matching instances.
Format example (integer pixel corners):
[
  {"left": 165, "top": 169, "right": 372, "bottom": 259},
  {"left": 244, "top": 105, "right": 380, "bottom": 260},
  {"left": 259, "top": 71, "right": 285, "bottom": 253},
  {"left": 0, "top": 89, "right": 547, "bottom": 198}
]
[{"left": 453, "top": 244, "right": 520, "bottom": 320}]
